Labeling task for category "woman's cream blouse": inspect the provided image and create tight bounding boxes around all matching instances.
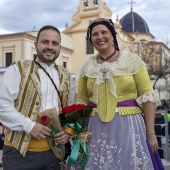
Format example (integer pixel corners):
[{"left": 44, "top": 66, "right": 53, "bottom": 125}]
[{"left": 77, "top": 50, "right": 161, "bottom": 122}]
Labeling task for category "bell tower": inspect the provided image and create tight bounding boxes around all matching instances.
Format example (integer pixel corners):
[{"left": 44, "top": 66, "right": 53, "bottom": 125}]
[
  {"left": 71, "top": 0, "right": 112, "bottom": 23},
  {"left": 83, "top": 0, "right": 99, "bottom": 9},
  {"left": 63, "top": 0, "right": 113, "bottom": 35}
]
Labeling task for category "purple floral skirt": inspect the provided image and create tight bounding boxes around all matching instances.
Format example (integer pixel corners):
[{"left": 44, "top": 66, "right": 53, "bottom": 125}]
[{"left": 67, "top": 112, "right": 163, "bottom": 170}]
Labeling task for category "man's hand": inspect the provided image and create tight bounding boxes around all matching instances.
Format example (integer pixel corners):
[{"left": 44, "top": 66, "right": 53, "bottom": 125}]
[
  {"left": 30, "top": 123, "right": 52, "bottom": 140},
  {"left": 54, "top": 131, "right": 70, "bottom": 145}
]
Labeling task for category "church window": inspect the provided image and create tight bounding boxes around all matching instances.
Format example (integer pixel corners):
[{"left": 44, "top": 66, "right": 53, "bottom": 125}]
[
  {"left": 5, "top": 52, "right": 12, "bottom": 66},
  {"left": 63, "top": 61, "right": 67, "bottom": 68}
]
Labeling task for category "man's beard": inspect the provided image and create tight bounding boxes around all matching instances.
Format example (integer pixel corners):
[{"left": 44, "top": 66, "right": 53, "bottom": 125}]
[{"left": 36, "top": 47, "right": 60, "bottom": 64}]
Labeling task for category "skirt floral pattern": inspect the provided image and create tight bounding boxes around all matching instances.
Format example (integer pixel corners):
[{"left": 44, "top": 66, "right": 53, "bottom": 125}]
[{"left": 67, "top": 112, "right": 154, "bottom": 170}]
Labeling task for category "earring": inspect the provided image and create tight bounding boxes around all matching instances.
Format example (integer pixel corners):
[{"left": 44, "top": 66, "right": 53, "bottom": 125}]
[{"left": 112, "top": 40, "right": 114, "bottom": 47}]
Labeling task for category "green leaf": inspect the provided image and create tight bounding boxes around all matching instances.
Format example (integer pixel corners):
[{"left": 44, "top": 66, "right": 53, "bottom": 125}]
[{"left": 48, "top": 124, "right": 55, "bottom": 130}]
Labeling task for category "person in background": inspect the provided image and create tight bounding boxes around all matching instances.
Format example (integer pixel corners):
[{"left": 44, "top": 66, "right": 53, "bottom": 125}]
[
  {"left": 168, "top": 113, "right": 170, "bottom": 142},
  {"left": 0, "top": 25, "right": 76, "bottom": 170},
  {"left": 167, "top": 101, "right": 170, "bottom": 141},
  {"left": 162, "top": 99, "right": 170, "bottom": 142},
  {"left": 0, "top": 122, "right": 3, "bottom": 168},
  {"left": 155, "top": 111, "right": 165, "bottom": 158},
  {"left": 161, "top": 99, "right": 169, "bottom": 110},
  {"left": 67, "top": 18, "right": 163, "bottom": 169}
]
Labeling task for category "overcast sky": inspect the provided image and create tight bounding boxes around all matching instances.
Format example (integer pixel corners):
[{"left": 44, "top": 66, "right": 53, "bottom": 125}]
[{"left": 0, "top": 0, "right": 169, "bottom": 43}]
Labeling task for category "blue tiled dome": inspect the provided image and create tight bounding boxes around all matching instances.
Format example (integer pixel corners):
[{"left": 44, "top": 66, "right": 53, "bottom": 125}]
[{"left": 120, "top": 11, "right": 150, "bottom": 33}]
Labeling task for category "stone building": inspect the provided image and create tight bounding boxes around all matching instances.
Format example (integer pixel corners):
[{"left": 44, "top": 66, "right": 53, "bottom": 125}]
[{"left": 119, "top": 4, "right": 170, "bottom": 99}]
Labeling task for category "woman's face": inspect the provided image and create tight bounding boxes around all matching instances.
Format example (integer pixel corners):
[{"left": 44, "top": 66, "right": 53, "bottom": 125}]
[{"left": 90, "top": 24, "right": 113, "bottom": 52}]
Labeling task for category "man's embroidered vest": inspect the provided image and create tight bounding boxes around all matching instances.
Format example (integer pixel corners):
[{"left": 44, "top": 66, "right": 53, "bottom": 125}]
[{"left": 3, "top": 60, "right": 70, "bottom": 156}]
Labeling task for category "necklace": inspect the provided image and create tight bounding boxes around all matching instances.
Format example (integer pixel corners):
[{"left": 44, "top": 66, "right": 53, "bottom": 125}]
[
  {"left": 34, "top": 60, "right": 63, "bottom": 109},
  {"left": 99, "top": 49, "right": 116, "bottom": 62}
]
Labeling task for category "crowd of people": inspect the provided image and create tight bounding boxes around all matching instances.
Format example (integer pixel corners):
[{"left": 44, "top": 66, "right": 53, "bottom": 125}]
[
  {"left": 0, "top": 18, "right": 168, "bottom": 170},
  {"left": 154, "top": 99, "right": 170, "bottom": 159},
  {"left": 159, "top": 99, "right": 170, "bottom": 140}
]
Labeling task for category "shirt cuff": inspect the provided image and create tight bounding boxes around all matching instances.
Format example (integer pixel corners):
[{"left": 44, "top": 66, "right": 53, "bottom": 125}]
[
  {"left": 136, "top": 92, "right": 161, "bottom": 108},
  {"left": 22, "top": 117, "right": 36, "bottom": 134}
]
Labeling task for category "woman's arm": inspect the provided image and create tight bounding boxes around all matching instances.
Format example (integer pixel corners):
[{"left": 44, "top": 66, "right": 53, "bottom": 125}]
[
  {"left": 67, "top": 75, "right": 76, "bottom": 106},
  {"left": 76, "top": 75, "right": 89, "bottom": 104},
  {"left": 133, "top": 66, "right": 160, "bottom": 154},
  {"left": 142, "top": 101, "right": 158, "bottom": 154}
]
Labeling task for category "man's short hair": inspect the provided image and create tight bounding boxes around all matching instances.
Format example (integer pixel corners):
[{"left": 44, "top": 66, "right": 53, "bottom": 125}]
[{"left": 36, "top": 25, "right": 61, "bottom": 42}]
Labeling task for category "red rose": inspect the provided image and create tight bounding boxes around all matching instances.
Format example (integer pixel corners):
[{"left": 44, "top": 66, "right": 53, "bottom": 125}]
[
  {"left": 40, "top": 116, "right": 51, "bottom": 126},
  {"left": 62, "top": 105, "right": 75, "bottom": 114},
  {"left": 74, "top": 104, "right": 87, "bottom": 111},
  {"left": 62, "top": 104, "right": 88, "bottom": 115}
]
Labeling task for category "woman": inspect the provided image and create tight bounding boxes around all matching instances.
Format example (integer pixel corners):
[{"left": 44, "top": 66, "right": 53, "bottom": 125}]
[{"left": 68, "top": 18, "right": 163, "bottom": 170}]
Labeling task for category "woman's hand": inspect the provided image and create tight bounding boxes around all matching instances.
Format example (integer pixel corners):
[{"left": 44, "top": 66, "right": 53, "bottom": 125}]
[{"left": 147, "top": 134, "right": 159, "bottom": 154}]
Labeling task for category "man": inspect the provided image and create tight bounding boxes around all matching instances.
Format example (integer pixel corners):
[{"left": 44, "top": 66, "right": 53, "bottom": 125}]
[
  {"left": 0, "top": 25, "right": 76, "bottom": 169},
  {"left": 0, "top": 122, "right": 4, "bottom": 168},
  {"left": 155, "top": 112, "right": 165, "bottom": 159},
  {"left": 167, "top": 108, "right": 170, "bottom": 142}
]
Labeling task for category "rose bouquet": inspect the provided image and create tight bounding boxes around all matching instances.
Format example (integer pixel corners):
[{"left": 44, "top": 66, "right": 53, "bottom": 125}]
[{"left": 59, "top": 104, "right": 92, "bottom": 167}]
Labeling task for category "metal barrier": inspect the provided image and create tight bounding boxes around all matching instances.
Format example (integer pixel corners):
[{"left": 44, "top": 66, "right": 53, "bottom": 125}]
[{"left": 155, "top": 110, "right": 170, "bottom": 161}]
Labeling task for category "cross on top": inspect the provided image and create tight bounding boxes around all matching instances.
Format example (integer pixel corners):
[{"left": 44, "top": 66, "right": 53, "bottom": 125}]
[{"left": 127, "top": 0, "right": 136, "bottom": 11}]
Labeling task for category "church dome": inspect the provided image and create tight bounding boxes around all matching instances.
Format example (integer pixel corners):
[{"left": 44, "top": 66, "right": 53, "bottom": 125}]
[{"left": 120, "top": 10, "right": 150, "bottom": 33}]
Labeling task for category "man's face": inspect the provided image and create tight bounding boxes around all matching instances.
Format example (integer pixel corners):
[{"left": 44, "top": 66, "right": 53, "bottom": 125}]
[{"left": 34, "top": 29, "right": 61, "bottom": 66}]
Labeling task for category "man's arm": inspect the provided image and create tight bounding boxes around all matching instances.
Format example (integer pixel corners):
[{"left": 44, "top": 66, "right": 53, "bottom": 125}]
[{"left": 0, "top": 64, "right": 35, "bottom": 134}]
